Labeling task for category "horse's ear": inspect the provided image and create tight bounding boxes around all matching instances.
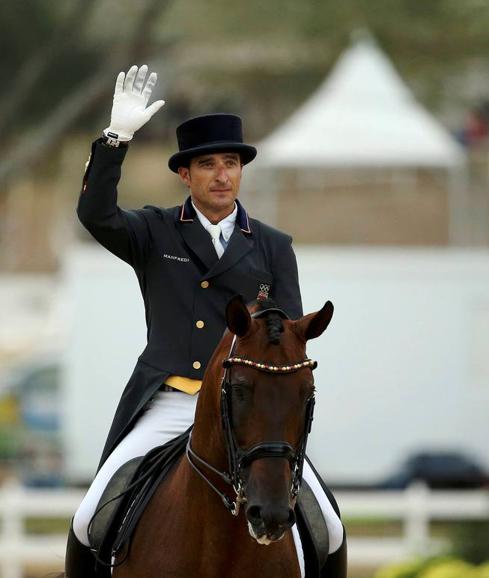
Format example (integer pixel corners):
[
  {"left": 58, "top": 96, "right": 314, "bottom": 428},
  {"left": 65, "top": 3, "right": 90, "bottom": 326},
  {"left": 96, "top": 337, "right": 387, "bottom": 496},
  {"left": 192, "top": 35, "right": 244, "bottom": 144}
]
[
  {"left": 226, "top": 295, "right": 252, "bottom": 337},
  {"left": 296, "top": 301, "right": 334, "bottom": 341}
]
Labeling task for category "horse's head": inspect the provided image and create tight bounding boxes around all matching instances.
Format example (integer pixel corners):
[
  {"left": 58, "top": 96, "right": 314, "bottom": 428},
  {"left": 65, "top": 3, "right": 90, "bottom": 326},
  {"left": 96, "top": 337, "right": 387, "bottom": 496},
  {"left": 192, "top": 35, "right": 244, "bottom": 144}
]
[{"left": 221, "top": 295, "right": 334, "bottom": 545}]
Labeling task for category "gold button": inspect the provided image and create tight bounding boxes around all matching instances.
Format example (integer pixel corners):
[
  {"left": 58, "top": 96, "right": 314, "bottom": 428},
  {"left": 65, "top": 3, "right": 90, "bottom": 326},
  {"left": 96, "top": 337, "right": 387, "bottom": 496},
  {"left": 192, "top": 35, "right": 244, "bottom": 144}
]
[
  {"left": 196, "top": 320, "right": 205, "bottom": 329},
  {"left": 193, "top": 361, "right": 201, "bottom": 370},
  {"left": 200, "top": 280, "right": 209, "bottom": 289}
]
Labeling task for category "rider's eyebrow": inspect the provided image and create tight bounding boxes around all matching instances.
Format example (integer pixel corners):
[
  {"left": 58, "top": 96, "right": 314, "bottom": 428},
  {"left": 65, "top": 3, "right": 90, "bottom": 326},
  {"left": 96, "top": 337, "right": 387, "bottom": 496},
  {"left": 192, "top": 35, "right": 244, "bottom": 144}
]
[{"left": 196, "top": 156, "right": 214, "bottom": 165}]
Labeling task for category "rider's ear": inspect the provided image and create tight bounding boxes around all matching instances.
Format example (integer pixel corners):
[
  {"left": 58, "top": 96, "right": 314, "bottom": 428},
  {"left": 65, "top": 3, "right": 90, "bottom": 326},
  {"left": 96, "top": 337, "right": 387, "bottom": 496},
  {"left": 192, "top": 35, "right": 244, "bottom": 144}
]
[
  {"left": 226, "top": 295, "right": 252, "bottom": 337},
  {"left": 295, "top": 301, "right": 334, "bottom": 341}
]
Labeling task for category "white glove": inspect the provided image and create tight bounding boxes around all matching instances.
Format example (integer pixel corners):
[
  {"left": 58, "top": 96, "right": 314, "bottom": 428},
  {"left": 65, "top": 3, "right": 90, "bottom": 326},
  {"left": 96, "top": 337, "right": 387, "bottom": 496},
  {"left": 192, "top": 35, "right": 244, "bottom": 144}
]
[{"left": 104, "top": 64, "right": 165, "bottom": 141}]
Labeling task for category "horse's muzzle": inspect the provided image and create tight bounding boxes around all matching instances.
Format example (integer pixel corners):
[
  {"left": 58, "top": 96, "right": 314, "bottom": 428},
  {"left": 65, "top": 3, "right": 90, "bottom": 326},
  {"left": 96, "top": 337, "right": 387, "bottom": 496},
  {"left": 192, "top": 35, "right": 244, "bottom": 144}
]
[{"left": 245, "top": 503, "right": 296, "bottom": 544}]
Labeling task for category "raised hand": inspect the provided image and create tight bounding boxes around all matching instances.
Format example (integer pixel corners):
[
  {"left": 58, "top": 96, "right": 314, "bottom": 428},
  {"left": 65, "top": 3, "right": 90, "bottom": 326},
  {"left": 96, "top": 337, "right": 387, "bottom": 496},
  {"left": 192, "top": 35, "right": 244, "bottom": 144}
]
[{"left": 104, "top": 65, "right": 165, "bottom": 141}]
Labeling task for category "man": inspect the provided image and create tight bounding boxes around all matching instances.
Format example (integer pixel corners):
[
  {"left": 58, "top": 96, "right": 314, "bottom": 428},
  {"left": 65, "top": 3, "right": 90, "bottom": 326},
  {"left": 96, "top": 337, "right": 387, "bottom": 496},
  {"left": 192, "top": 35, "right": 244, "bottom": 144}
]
[{"left": 66, "top": 65, "right": 346, "bottom": 578}]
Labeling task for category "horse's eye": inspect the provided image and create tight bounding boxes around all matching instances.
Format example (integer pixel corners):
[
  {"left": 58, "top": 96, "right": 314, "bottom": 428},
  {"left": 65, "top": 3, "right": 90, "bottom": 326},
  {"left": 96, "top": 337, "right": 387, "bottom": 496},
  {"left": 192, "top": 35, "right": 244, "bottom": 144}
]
[{"left": 231, "top": 383, "right": 252, "bottom": 403}]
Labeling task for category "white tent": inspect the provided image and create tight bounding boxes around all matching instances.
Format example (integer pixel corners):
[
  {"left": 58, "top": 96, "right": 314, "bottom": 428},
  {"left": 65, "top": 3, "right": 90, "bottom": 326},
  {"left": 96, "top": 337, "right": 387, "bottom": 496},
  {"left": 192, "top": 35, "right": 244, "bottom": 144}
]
[
  {"left": 257, "top": 35, "right": 465, "bottom": 169},
  {"left": 251, "top": 35, "right": 468, "bottom": 242}
]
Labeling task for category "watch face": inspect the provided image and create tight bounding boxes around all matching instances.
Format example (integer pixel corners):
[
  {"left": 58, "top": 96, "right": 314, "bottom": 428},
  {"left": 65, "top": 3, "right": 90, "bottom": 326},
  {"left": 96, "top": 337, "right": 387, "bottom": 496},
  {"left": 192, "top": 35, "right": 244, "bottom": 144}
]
[{"left": 105, "top": 134, "right": 120, "bottom": 147}]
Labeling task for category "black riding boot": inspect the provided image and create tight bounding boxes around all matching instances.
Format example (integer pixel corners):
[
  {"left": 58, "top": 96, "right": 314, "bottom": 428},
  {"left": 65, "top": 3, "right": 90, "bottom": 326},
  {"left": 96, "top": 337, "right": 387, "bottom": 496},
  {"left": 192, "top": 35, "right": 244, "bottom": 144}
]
[
  {"left": 321, "top": 529, "right": 347, "bottom": 578},
  {"left": 65, "top": 521, "right": 110, "bottom": 578}
]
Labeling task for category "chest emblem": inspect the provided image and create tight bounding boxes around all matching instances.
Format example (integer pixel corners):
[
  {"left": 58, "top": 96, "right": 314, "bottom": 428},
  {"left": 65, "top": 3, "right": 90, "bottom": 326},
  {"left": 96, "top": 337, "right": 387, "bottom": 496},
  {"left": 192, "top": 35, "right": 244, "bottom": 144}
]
[
  {"left": 257, "top": 283, "right": 271, "bottom": 301},
  {"left": 163, "top": 253, "right": 190, "bottom": 263}
]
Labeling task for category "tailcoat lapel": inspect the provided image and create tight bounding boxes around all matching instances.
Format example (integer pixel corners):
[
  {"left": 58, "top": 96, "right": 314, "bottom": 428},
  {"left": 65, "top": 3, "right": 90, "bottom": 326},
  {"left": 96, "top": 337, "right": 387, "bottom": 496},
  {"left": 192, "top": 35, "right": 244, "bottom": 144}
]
[
  {"left": 179, "top": 218, "right": 219, "bottom": 271},
  {"left": 176, "top": 196, "right": 253, "bottom": 277},
  {"left": 177, "top": 198, "right": 218, "bottom": 271},
  {"left": 204, "top": 223, "right": 254, "bottom": 280}
]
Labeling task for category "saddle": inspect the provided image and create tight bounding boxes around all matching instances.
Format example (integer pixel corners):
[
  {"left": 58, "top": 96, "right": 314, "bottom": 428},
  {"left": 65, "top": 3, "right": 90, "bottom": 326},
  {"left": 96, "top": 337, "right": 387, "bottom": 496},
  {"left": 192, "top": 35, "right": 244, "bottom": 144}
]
[
  {"left": 88, "top": 429, "right": 329, "bottom": 577},
  {"left": 88, "top": 428, "right": 191, "bottom": 568}
]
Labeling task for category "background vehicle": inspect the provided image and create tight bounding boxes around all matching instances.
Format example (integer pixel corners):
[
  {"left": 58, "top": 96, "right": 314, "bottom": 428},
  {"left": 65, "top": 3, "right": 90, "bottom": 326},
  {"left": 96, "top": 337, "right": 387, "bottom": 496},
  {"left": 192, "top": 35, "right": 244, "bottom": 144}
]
[{"left": 380, "top": 451, "right": 489, "bottom": 489}]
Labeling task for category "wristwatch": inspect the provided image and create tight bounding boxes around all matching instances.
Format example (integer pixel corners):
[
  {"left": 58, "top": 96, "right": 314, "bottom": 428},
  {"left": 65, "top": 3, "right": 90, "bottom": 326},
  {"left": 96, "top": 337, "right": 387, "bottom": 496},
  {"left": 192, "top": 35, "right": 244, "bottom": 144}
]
[{"left": 103, "top": 131, "right": 122, "bottom": 147}]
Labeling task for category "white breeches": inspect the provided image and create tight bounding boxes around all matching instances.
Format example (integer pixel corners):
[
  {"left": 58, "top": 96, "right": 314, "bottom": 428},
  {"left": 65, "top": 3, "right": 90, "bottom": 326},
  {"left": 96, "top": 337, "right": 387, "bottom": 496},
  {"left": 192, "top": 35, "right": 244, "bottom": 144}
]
[
  {"left": 73, "top": 391, "right": 198, "bottom": 546},
  {"left": 73, "top": 391, "right": 344, "bottom": 554}
]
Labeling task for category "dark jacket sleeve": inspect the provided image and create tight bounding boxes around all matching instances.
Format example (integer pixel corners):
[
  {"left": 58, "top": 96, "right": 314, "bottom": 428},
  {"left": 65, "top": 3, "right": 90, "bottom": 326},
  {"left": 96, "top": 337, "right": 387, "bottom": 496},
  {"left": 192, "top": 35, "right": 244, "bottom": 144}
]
[
  {"left": 270, "top": 234, "right": 303, "bottom": 320},
  {"left": 77, "top": 138, "right": 152, "bottom": 269}
]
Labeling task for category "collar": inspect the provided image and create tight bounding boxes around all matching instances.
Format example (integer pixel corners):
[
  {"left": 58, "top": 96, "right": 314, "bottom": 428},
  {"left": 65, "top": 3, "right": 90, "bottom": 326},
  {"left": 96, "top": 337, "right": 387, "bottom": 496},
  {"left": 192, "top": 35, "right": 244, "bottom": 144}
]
[
  {"left": 179, "top": 196, "right": 252, "bottom": 235},
  {"left": 191, "top": 201, "right": 237, "bottom": 242}
]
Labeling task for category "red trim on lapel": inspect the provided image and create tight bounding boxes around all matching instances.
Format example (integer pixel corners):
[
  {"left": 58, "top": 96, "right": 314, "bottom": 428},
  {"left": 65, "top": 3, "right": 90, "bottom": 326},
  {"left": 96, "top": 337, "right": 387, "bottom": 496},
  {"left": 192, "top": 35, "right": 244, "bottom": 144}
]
[
  {"left": 179, "top": 196, "right": 252, "bottom": 234},
  {"left": 236, "top": 199, "right": 252, "bottom": 234},
  {"left": 179, "top": 197, "right": 195, "bottom": 222}
]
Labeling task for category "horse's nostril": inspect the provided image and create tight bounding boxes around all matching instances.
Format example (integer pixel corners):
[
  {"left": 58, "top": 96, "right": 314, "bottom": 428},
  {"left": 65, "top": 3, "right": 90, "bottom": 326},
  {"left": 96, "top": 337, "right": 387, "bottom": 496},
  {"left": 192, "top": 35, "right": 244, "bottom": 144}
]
[{"left": 247, "top": 505, "right": 262, "bottom": 524}]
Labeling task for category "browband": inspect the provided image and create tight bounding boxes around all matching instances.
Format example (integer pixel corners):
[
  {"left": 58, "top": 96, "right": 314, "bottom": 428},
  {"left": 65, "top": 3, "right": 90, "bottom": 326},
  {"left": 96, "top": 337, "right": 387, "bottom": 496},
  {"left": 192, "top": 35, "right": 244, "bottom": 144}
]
[{"left": 223, "top": 357, "right": 317, "bottom": 373}]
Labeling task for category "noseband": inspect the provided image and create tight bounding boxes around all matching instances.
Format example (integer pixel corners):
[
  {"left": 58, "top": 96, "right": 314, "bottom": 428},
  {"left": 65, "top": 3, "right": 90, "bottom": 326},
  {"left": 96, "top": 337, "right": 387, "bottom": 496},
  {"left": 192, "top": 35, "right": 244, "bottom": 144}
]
[{"left": 186, "top": 310, "right": 318, "bottom": 516}]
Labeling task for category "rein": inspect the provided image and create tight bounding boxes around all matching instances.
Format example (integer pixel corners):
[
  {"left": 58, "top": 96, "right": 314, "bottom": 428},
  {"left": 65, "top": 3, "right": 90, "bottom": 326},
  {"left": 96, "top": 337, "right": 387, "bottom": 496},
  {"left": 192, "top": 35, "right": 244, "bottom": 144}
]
[{"left": 186, "top": 316, "right": 318, "bottom": 517}]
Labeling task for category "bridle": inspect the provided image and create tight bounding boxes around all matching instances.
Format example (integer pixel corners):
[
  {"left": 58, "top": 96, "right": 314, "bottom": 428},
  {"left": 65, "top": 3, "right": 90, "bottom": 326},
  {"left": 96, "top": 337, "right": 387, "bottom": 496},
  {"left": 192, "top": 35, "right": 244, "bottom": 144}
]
[{"left": 186, "top": 308, "right": 318, "bottom": 516}]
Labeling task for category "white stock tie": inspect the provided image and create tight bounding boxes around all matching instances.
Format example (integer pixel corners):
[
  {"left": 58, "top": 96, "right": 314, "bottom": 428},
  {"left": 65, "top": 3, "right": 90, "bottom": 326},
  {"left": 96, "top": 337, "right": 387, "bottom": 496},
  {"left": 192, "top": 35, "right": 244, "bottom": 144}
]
[{"left": 206, "top": 223, "right": 225, "bottom": 258}]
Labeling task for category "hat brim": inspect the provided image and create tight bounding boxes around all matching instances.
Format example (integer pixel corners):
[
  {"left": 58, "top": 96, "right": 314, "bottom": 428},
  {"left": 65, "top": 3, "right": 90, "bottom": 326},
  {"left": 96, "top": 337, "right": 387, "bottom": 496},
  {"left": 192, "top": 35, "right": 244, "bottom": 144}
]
[{"left": 168, "top": 142, "right": 257, "bottom": 173}]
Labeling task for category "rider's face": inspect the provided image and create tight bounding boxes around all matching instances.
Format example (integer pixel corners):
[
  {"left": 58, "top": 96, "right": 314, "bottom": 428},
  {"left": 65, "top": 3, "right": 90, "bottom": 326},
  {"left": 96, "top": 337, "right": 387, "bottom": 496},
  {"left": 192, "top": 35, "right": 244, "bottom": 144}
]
[{"left": 178, "top": 152, "right": 242, "bottom": 219}]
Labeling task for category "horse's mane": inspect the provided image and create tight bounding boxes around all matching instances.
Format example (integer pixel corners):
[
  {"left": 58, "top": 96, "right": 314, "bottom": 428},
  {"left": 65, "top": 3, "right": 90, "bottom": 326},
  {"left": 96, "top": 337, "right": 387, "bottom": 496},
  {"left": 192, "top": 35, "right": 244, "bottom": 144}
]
[{"left": 254, "top": 298, "right": 284, "bottom": 345}]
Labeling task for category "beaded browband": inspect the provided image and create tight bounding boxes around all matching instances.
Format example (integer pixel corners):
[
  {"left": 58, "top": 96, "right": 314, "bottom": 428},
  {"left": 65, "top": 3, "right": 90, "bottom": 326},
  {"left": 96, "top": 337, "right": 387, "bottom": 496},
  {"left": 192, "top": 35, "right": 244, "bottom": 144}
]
[{"left": 222, "top": 357, "right": 317, "bottom": 373}]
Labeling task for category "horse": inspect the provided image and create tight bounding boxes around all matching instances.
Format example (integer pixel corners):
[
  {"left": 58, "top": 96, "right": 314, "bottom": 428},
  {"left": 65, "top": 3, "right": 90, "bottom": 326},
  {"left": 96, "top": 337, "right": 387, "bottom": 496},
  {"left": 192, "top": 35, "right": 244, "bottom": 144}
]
[{"left": 112, "top": 295, "right": 334, "bottom": 578}]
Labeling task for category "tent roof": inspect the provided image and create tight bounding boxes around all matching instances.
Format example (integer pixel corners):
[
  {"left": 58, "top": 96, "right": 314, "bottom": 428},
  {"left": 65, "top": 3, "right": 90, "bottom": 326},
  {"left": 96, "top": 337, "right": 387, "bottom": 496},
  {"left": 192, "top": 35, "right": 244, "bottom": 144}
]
[{"left": 257, "top": 36, "right": 465, "bottom": 169}]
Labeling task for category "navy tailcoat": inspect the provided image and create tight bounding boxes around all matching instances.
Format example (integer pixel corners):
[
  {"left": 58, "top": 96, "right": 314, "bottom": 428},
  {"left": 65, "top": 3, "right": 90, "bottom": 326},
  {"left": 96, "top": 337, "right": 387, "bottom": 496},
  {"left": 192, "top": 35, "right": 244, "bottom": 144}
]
[{"left": 77, "top": 139, "right": 303, "bottom": 469}]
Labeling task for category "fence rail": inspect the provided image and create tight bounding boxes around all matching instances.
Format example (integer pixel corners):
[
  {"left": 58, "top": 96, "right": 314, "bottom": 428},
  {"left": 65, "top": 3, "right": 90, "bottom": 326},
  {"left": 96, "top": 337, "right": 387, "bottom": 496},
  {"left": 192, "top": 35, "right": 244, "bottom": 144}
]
[{"left": 0, "top": 479, "right": 488, "bottom": 578}]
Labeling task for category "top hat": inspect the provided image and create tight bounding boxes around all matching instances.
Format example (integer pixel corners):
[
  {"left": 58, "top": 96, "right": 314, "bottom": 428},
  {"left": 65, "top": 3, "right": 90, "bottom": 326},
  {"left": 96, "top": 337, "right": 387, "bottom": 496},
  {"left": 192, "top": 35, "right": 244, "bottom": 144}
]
[{"left": 168, "top": 113, "right": 257, "bottom": 173}]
